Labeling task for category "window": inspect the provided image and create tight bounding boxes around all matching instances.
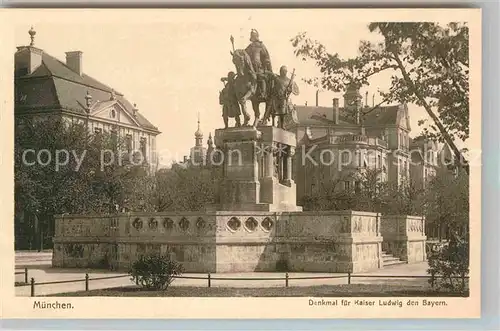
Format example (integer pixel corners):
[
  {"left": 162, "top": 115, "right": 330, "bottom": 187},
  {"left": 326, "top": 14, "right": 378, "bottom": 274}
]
[
  {"left": 341, "top": 151, "right": 350, "bottom": 164},
  {"left": 110, "top": 130, "right": 118, "bottom": 147},
  {"left": 344, "top": 181, "right": 351, "bottom": 191},
  {"left": 355, "top": 181, "right": 361, "bottom": 193},
  {"left": 140, "top": 137, "right": 147, "bottom": 160},
  {"left": 94, "top": 127, "right": 102, "bottom": 135},
  {"left": 377, "top": 155, "right": 382, "bottom": 168},
  {"left": 125, "top": 134, "right": 132, "bottom": 153}
]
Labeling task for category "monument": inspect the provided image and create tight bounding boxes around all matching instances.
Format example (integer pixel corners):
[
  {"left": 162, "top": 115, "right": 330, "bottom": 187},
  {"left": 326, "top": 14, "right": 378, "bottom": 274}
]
[{"left": 52, "top": 29, "right": 426, "bottom": 273}]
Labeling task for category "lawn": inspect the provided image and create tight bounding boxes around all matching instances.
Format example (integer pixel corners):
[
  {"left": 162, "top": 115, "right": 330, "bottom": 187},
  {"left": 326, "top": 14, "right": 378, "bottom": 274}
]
[{"left": 51, "top": 284, "right": 469, "bottom": 297}]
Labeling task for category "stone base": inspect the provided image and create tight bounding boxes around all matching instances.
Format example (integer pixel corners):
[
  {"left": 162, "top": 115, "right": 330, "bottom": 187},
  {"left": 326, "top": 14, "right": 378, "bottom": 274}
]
[
  {"left": 52, "top": 210, "right": 390, "bottom": 274},
  {"left": 382, "top": 235, "right": 427, "bottom": 263}
]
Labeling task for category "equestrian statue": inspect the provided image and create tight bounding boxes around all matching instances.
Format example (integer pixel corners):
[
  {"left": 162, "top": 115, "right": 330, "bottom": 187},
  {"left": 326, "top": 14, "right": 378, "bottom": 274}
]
[{"left": 219, "top": 29, "right": 299, "bottom": 129}]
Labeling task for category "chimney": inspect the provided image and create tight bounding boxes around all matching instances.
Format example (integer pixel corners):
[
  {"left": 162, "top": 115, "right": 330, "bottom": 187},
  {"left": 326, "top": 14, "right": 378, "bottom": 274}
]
[
  {"left": 332, "top": 98, "right": 339, "bottom": 124},
  {"left": 15, "top": 27, "right": 43, "bottom": 75},
  {"left": 132, "top": 104, "right": 139, "bottom": 117},
  {"left": 65, "top": 51, "right": 83, "bottom": 76}
]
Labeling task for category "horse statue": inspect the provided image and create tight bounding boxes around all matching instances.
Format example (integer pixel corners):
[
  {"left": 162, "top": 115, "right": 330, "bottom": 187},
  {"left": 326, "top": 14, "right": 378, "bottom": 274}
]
[{"left": 230, "top": 49, "right": 273, "bottom": 127}]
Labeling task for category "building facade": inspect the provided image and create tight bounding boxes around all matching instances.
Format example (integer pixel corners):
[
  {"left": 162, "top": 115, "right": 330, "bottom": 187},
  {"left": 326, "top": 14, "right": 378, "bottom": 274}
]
[
  {"left": 14, "top": 28, "right": 161, "bottom": 171},
  {"left": 14, "top": 28, "right": 161, "bottom": 250},
  {"left": 409, "top": 137, "right": 440, "bottom": 190},
  {"left": 289, "top": 84, "right": 414, "bottom": 202}
]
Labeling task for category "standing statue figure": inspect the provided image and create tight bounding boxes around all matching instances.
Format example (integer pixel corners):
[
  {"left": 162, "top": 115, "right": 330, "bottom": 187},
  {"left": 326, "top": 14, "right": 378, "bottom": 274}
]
[
  {"left": 245, "top": 29, "right": 273, "bottom": 100},
  {"left": 219, "top": 71, "right": 241, "bottom": 128},
  {"left": 264, "top": 65, "right": 300, "bottom": 128}
]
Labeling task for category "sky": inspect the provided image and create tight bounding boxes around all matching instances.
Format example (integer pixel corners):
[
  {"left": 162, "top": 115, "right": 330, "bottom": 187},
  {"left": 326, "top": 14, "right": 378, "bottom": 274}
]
[{"left": 11, "top": 9, "right": 468, "bottom": 167}]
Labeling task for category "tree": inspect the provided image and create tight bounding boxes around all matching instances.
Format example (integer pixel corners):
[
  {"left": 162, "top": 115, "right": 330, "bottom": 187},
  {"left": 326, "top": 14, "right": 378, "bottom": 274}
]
[
  {"left": 427, "top": 234, "right": 469, "bottom": 294},
  {"left": 300, "top": 168, "right": 424, "bottom": 215},
  {"left": 380, "top": 180, "right": 424, "bottom": 215},
  {"left": 291, "top": 22, "right": 469, "bottom": 174},
  {"left": 423, "top": 167, "right": 469, "bottom": 240},
  {"left": 14, "top": 117, "right": 154, "bottom": 249},
  {"left": 353, "top": 168, "right": 387, "bottom": 212},
  {"left": 299, "top": 173, "right": 358, "bottom": 211},
  {"left": 149, "top": 164, "right": 223, "bottom": 212}
]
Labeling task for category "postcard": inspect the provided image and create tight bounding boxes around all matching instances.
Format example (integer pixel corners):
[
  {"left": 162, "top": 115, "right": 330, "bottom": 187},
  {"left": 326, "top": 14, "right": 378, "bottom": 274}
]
[{"left": 0, "top": 8, "right": 481, "bottom": 319}]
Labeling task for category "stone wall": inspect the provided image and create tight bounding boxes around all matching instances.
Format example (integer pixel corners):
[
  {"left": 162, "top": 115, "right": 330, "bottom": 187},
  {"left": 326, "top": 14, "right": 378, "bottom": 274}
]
[
  {"left": 284, "top": 211, "right": 383, "bottom": 273},
  {"left": 53, "top": 210, "right": 385, "bottom": 273},
  {"left": 380, "top": 215, "right": 427, "bottom": 263},
  {"left": 53, "top": 213, "right": 218, "bottom": 272}
]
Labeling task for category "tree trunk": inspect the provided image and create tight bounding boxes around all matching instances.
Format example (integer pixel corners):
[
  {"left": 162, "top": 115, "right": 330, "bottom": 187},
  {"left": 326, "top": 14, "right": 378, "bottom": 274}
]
[{"left": 378, "top": 27, "right": 469, "bottom": 176}]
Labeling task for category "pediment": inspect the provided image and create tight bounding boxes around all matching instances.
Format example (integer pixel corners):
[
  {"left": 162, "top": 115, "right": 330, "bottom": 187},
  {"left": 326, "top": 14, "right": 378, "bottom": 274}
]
[{"left": 90, "top": 100, "right": 140, "bottom": 127}]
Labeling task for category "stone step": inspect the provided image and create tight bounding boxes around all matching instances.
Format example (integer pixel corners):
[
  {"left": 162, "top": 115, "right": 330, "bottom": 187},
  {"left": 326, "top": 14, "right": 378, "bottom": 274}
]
[
  {"left": 380, "top": 250, "right": 405, "bottom": 266},
  {"left": 382, "top": 256, "right": 401, "bottom": 263},
  {"left": 383, "top": 259, "right": 407, "bottom": 267}
]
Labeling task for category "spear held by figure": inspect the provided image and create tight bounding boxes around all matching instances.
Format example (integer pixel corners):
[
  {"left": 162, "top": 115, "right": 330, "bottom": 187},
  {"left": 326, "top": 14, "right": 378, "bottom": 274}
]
[
  {"left": 285, "top": 68, "right": 296, "bottom": 103},
  {"left": 230, "top": 35, "right": 235, "bottom": 53}
]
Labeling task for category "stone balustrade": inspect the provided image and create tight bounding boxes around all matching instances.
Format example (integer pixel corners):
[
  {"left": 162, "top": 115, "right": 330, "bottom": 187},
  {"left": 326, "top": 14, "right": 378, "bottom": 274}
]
[{"left": 53, "top": 210, "right": 385, "bottom": 273}]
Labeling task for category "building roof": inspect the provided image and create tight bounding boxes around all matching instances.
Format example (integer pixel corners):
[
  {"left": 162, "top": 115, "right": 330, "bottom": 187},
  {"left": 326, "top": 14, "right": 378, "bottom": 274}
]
[
  {"left": 293, "top": 104, "right": 402, "bottom": 127},
  {"left": 15, "top": 48, "right": 159, "bottom": 132}
]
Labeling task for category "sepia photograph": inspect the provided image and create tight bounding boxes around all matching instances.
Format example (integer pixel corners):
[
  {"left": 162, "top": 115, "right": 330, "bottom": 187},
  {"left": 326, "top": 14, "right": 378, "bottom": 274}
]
[{"left": 1, "top": 8, "right": 481, "bottom": 319}]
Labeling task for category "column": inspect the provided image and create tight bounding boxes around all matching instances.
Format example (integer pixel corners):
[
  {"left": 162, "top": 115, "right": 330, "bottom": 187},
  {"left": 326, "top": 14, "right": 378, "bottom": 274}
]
[
  {"left": 283, "top": 146, "right": 295, "bottom": 186},
  {"left": 265, "top": 143, "right": 275, "bottom": 178}
]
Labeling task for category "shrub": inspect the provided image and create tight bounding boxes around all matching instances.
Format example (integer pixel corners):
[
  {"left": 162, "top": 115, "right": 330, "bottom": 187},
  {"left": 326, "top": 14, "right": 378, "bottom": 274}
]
[
  {"left": 129, "top": 253, "right": 184, "bottom": 291},
  {"left": 427, "top": 234, "right": 469, "bottom": 293}
]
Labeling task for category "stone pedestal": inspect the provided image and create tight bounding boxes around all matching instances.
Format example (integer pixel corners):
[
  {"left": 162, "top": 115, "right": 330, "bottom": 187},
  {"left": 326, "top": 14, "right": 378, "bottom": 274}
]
[
  {"left": 380, "top": 215, "right": 427, "bottom": 263},
  {"left": 214, "top": 126, "right": 302, "bottom": 212},
  {"left": 215, "top": 128, "right": 261, "bottom": 207}
]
